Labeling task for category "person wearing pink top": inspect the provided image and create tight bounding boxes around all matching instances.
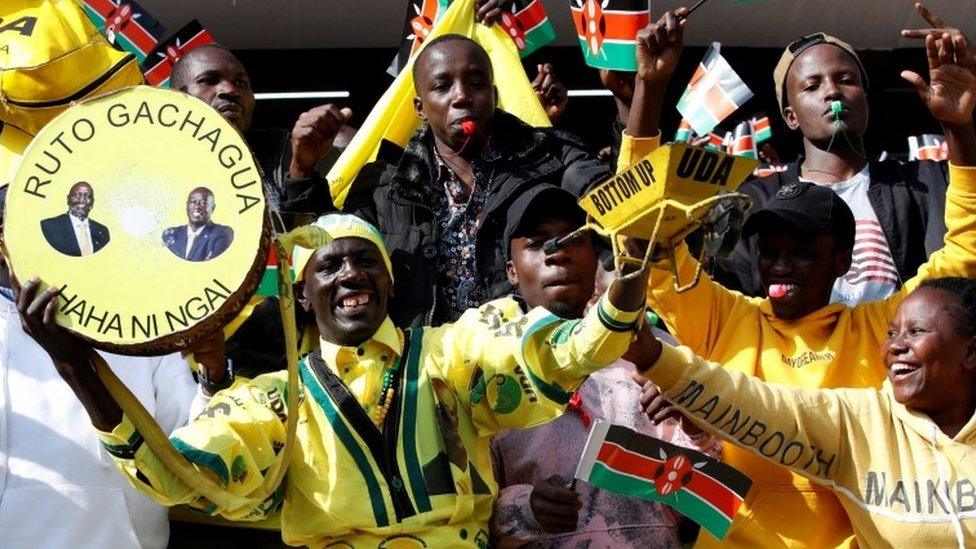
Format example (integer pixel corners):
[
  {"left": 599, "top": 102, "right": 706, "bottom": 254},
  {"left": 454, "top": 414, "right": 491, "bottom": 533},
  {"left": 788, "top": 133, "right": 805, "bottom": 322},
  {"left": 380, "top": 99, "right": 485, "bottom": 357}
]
[{"left": 489, "top": 258, "right": 720, "bottom": 548}]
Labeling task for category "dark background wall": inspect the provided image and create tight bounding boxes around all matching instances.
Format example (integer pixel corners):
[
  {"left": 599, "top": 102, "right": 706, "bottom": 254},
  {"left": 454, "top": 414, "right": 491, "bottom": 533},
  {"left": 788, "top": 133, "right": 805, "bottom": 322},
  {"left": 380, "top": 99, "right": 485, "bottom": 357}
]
[{"left": 238, "top": 44, "right": 939, "bottom": 163}]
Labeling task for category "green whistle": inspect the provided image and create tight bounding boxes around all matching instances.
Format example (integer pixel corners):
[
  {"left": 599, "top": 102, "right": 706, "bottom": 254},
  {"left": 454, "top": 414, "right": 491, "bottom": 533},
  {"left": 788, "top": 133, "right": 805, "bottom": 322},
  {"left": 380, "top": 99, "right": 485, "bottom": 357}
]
[{"left": 831, "top": 101, "right": 844, "bottom": 116}]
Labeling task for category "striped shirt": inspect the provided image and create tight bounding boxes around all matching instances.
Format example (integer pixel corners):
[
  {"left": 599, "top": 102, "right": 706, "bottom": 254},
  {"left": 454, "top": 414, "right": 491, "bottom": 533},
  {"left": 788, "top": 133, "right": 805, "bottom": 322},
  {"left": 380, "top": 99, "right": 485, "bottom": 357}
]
[{"left": 807, "top": 166, "right": 899, "bottom": 306}]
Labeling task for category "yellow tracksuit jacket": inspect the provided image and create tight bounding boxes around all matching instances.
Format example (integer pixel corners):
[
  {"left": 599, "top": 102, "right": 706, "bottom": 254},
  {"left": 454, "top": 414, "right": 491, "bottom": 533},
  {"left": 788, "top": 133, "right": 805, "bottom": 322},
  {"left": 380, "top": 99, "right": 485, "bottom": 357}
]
[
  {"left": 646, "top": 163, "right": 976, "bottom": 547},
  {"left": 648, "top": 343, "right": 976, "bottom": 548},
  {"left": 98, "top": 294, "right": 641, "bottom": 547}
]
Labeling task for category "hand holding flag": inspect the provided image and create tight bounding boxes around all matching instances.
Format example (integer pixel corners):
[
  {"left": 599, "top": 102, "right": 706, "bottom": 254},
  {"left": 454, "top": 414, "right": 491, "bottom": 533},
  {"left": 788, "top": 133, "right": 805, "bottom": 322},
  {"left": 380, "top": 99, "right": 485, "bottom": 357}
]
[
  {"left": 529, "top": 475, "right": 582, "bottom": 534},
  {"left": 635, "top": 7, "right": 688, "bottom": 88}
]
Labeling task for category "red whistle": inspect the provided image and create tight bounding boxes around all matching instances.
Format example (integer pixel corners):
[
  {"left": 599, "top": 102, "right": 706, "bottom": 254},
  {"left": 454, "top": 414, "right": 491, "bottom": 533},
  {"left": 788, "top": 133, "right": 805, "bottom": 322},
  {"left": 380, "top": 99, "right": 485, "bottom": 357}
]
[{"left": 461, "top": 119, "right": 477, "bottom": 136}]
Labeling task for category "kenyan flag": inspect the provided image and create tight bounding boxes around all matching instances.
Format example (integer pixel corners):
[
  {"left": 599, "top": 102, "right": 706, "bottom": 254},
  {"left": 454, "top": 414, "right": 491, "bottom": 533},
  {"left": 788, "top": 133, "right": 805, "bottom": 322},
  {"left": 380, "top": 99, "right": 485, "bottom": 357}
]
[
  {"left": 498, "top": 0, "right": 556, "bottom": 57},
  {"left": 141, "top": 20, "right": 215, "bottom": 87},
  {"left": 387, "top": 0, "right": 453, "bottom": 76},
  {"left": 83, "top": 0, "right": 167, "bottom": 63},
  {"left": 574, "top": 421, "right": 752, "bottom": 540},
  {"left": 751, "top": 115, "right": 772, "bottom": 143},
  {"left": 256, "top": 248, "right": 295, "bottom": 297},
  {"left": 730, "top": 120, "right": 757, "bottom": 159},
  {"left": 570, "top": 0, "right": 649, "bottom": 71},
  {"left": 676, "top": 42, "right": 753, "bottom": 136}
]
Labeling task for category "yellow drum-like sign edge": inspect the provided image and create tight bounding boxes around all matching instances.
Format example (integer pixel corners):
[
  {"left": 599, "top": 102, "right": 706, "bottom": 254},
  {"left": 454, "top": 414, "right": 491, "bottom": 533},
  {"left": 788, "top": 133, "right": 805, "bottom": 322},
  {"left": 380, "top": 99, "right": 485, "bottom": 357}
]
[{"left": 4, "top": 85, "right": 271, "bottom": 356}]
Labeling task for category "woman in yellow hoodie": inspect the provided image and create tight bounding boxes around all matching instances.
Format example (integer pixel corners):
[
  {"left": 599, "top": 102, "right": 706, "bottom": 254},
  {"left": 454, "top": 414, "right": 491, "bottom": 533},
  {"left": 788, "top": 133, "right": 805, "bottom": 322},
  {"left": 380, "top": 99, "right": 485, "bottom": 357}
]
[{"left": 639, "top": 276, "right": 976, "bottom": 548}]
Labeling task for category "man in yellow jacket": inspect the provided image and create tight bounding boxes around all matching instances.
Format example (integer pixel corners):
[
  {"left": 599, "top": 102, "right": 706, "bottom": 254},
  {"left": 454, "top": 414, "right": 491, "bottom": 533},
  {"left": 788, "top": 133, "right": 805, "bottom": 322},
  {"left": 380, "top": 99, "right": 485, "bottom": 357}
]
[
  {"left": 642, "top": 24, "right": 976, "bottom": 548},
  {"left": 16, "top": 212, "right": 651, "bottom": 547}
]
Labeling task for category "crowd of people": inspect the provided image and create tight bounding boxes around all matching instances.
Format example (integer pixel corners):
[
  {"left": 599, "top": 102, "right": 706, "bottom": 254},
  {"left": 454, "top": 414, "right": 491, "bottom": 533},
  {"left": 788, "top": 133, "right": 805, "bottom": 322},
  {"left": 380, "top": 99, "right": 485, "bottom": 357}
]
[{"left": 5, "top": 1, "right": 976, "bottom": 547}]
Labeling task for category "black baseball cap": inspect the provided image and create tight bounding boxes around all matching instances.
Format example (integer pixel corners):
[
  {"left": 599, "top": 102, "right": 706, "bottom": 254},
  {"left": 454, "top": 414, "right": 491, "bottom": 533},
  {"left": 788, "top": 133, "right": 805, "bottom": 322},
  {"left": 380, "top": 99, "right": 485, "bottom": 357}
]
[
  {"left": 504, "top": 185, "right": 584, "bottom": 260},
  {"left": 742, "top": 182, "right": 855, "bottom": 251}
]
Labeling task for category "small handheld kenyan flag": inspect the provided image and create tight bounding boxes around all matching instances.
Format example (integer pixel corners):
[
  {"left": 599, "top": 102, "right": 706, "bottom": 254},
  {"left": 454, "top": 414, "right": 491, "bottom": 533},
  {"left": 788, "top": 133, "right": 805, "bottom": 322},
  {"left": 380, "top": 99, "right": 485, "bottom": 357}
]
[
  {"left": 751, "top": 115, "right": 772, "bottom": 143},
  {"left": 730, "top": 120, "right": 757, "bottom": 159},
  {"left": 676, "top": 42, "right": 753, "bottom": 136},
  {"left": 83, "top": 0, "right": 167, "bottom": 63},
  {"left": 141, "top": 20, "right": 215, "bottom": 87},
  {"left": 908, "top": 134, "right": 947, "bottom": 161},
  {"left": 575, "top": 421, "right": 753, "bottom": 540},
  {"left": 498, "top": 0, "right": 557, "bottom": 57},
  {"left": 570, "top": 0, "right": 650, "bottom": 71},
  {"left": 704, "top": 131, "right": 728, "bottom": 153}
]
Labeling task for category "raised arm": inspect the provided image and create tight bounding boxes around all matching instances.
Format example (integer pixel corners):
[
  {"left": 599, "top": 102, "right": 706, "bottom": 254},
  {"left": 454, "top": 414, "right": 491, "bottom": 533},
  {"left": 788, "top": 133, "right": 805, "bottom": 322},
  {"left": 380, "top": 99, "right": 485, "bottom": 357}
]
[
  {"left": 638, "top": 339, "right": 864, "bottom": 485},
  {"left": 875, "top": 34, "right": 976, "bottom": 318},
  {"left": 441, "top": 260, "right": 649, "bottom": 435},
  {"left": 16, "top": 275, "right": 289, "bottom": 520},
  {"left": 647, "top": 243, "right": 758, "bottom": 356}
]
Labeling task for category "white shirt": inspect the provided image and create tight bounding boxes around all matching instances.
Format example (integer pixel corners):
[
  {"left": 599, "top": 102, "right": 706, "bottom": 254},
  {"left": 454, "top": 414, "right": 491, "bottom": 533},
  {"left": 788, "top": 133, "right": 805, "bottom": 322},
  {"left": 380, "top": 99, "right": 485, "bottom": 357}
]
[
  {"left": 184, "top": 224, "right": 205, "bottom": 258},
  {"left": 804, "top": 166, "right": 900, "bottom": 306},
  {"left": 0, "top": 292, "right": 197, "bottom": 549},
  {"left": 69, "top": 214, "right": 93, "bottom": 255}
]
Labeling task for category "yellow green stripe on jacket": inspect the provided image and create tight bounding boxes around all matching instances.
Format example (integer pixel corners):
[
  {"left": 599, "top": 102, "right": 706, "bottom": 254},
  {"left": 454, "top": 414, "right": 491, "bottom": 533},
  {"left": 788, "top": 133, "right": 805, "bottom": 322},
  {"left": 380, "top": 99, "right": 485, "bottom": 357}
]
[{"left": 98, "top": 293, "right": 641, "bottom": 547}]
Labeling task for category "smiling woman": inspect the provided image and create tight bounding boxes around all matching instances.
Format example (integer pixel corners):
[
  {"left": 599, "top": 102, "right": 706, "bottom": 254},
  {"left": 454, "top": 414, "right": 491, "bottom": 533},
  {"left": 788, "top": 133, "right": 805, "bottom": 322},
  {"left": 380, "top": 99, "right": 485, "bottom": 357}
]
[{"left": 640, "top": 276, "right": 976, "bottom": 547}]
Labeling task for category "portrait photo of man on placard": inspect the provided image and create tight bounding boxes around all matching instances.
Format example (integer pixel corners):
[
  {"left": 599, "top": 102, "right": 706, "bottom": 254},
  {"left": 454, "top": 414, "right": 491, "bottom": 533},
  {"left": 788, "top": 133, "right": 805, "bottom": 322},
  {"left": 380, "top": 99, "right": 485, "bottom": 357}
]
[
  {"left": 162, "top": 187, "right": 234, "bottom": 262},
  {"left": 40, "top": 181, "right": 111, "bottom": 257}
]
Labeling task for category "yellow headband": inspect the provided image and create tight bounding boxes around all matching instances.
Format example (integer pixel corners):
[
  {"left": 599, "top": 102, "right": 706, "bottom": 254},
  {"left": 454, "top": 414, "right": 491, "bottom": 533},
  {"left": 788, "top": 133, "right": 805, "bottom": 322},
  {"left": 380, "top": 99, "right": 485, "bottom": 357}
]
[{"left": 292, "top": 214, "right": 394, "bottom": 283}]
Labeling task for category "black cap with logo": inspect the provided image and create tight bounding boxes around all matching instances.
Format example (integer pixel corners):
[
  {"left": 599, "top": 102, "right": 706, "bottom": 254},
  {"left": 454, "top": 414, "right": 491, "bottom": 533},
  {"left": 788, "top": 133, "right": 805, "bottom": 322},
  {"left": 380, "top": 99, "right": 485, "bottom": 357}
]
[
  {"left": 742, "top": 182, "right": 855, "bottom": 251},
  {"left": 504, "top": 185, "right": 585, "bottom": 260}
]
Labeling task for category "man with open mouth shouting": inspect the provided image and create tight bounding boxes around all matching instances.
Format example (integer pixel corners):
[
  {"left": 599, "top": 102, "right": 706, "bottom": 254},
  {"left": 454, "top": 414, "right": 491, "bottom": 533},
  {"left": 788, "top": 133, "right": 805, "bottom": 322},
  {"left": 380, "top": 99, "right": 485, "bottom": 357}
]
[{"left": 17, "top": 212, "right": 651, "bottom": 548}]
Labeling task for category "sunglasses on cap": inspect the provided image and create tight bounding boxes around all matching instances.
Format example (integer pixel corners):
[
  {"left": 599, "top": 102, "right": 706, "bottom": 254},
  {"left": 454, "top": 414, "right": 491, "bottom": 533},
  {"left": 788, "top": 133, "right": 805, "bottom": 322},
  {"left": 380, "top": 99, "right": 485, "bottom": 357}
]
[{"left": 788, "top": 33, "right": 830, "bottom": 56}]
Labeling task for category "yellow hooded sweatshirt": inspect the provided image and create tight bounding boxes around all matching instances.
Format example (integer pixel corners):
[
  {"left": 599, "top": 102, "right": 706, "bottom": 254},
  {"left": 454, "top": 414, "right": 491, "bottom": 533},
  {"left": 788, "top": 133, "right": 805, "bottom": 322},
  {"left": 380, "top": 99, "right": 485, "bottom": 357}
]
[
  {"left": 647, "top": 342, "right": 976, "bottom": 548},
  {"left": 646, "top": 163, "right": 976, "bottom": 547}
]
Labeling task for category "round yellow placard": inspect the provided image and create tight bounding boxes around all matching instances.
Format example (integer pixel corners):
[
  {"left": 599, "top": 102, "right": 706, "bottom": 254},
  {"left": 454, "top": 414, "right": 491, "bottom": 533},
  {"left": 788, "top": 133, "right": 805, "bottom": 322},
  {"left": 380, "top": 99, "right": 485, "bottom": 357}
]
[{"left": 5, "top": 86, "right": 269, "bottom": 354}]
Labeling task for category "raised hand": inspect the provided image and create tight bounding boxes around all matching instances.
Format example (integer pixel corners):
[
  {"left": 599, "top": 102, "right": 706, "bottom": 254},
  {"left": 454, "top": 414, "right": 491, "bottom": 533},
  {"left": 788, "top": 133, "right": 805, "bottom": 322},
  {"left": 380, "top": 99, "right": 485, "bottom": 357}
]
[
  {"left": 599, "top": 69, "right": 636, "bottom": 107},
  {"left": 901, "top": 33, "right": 976, "bottom": 127},
  {"left": 289, "top": 104, "right": 353, "bottom": 179},
  {"left": 475, "top": 0, "right": 502, "bottom": 26},
  {"left": 635, "top": 7, "right": 688, "bottom": 87},
  {"left": 901, "top": 3, "right": 976, "bottom": 72},
  {"left": 531, "top": 63, "right": 569, "bottom": 122}
]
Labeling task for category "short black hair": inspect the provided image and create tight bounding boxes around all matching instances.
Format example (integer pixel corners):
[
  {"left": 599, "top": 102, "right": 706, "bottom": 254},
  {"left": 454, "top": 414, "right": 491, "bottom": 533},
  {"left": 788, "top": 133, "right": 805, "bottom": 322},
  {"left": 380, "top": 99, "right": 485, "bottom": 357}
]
[
  {"left": 411, "top": 34, "right": 492, "bottom": 88},
  {"left": 918, "top": 277, "right": 976, "bottom": 338},
  {"left": 170, "top": 43, "right": 235, "bottom": 89}
]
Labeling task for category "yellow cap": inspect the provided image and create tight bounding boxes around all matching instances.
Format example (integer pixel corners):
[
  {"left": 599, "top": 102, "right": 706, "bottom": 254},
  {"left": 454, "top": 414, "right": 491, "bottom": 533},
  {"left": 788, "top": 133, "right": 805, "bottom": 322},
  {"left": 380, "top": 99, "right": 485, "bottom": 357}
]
[{"left": 292, "top": 214, "right": 393, "bottom": 283}]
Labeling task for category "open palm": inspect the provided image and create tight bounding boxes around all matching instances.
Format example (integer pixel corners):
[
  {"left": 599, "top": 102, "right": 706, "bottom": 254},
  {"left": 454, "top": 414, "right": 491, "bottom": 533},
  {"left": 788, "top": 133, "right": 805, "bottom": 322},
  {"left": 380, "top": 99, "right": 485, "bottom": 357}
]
[{"left": 903, "top": 34, "right": 976, "bottom": 126}]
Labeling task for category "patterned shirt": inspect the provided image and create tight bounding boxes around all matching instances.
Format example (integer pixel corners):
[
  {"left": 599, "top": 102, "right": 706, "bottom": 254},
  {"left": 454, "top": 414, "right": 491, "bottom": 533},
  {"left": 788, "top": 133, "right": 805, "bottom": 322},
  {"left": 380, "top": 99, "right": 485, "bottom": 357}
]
[
  {"left": 430, "top": 147, "right": 496, "bottom": 320},
  {"left": 490, "top": 353, "right": 722, "bottom": 548}
]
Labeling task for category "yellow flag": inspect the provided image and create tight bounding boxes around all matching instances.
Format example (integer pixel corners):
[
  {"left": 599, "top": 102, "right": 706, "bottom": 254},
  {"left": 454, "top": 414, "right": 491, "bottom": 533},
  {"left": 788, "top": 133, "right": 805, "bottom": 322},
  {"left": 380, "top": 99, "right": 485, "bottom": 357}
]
[{"left": 327, "top": 0, "right": 550, "bottom": 208}]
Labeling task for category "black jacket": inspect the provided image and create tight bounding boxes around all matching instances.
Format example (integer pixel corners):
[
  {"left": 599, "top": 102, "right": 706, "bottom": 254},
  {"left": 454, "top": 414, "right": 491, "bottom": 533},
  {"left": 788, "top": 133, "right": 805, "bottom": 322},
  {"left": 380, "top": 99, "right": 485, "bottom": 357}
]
[
  {"left": 40, "top": 213, "right": 110, "bottom": 257},
  {"left": 343, "top": 110, "right": 610, "bottom": 328},
  {"left": 713, "top": 158, "right": 949, "bottom": 296}
]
